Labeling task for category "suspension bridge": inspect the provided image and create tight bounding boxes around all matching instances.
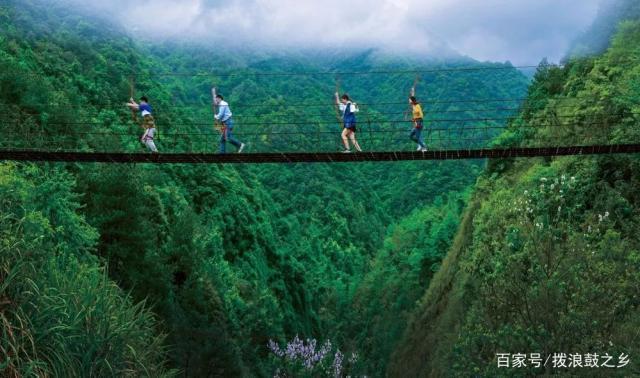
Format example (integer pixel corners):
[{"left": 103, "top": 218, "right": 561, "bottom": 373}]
[{"left": 2, "top": 63, "right": 639, "bottom": 164}]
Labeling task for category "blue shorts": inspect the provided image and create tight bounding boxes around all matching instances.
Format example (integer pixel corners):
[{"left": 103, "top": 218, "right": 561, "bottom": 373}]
[{"left": 344, "top": 122, "right": 357, "bottom": 131}]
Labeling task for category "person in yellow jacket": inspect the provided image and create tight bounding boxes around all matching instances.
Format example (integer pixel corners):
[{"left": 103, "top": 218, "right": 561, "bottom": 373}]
[{"left": 409, "top": 95, "right": 427, "bottom": 152}]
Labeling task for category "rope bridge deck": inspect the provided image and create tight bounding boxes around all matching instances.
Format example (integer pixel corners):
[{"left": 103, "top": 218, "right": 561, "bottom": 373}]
[{"left": 1, "top": 144, "right": 639, "bottom": 164}]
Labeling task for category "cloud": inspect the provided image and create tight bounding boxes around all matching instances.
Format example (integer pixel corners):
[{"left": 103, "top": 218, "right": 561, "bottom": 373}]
[
  {"left": 59, "top": 0, "right": 603, "bottom": 64},
  {"left": 414, "top": 0, "right": 602, "bottom": 63}
]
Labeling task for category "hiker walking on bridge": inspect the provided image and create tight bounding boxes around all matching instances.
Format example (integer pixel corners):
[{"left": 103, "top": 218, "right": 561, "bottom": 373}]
[
  {"left": 214, "top": 94, "right": 245, "bottom": 154},
  {"left": 126, "top": 96, "right": 158, "bottom": 153},
  {"left": 335, "top": 93, "right": 363, "bottom": 153},
  {"left": 409, "top": 93, "right": 427, "bottom": 152}
]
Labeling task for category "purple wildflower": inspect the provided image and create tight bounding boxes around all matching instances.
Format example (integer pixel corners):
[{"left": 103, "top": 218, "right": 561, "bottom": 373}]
[
  {"left": 333, "top": 349, "right": 343, "bottom": 378},
  {"left": 268, "top": 336, "right": 359, "bottom": 377},
  {"left": 268, "top": 339, "right": 285, "bottom": 358}
]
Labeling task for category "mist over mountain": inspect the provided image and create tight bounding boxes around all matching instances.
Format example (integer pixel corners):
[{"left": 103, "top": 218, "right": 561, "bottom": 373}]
[
  {"left": 48, "top": 0, "right": 601, "bottom": 65},
  {"left": 568, "top": 0, "right": 640, "bottom": 58}
]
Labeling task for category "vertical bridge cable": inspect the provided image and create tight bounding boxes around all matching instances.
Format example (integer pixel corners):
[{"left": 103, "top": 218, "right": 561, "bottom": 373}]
[
  {"left": 334, "top": 76, "right": 343, "bottom": 152},
  {"left": 129, "top": 76, "right": 138, "bottom": 124}
]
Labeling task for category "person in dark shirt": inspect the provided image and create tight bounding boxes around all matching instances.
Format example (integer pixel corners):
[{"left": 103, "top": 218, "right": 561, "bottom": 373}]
[{"left": 127, "top": 96, "right": 158, "bottom": 153}]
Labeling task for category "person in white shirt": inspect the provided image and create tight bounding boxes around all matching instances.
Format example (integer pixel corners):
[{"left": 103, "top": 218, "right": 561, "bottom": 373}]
[
  {"left": 335, "top": 93, "right": 362, "bottom": 153},
  {"left": 214, "top": 94, "right": 245, "bottom": 154}
]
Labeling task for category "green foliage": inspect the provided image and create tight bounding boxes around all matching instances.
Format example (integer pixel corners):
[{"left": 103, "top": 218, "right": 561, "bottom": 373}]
[
  {"left": 0, "top": 0, "right": 535, "bottom": 375},
  {"left": 392, "top": 18, "right": 640, "bottom": 377},
  {"left": 0, "top": 163, "right": 174, "bottom": 377},
  {"left": 342, "top": 190, "right": 470, "bottom": 373}
]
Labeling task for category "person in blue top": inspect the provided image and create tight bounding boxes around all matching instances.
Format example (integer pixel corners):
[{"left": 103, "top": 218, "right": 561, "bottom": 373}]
[
  {"left": 335, "top": 92, "right": 362, "bottom": 153},
  {"left": 214, "top": 94, "right": 245, "bottom": 154},
  {"left": 126, "top": 96, "right": 158, "bottom": 153}
]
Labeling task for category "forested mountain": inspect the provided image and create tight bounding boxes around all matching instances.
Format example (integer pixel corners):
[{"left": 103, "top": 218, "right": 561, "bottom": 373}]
[
  {"left": 9, "top": 0, "right": 638, "bottom": 377},
  {"left": 0, "top": 1, "right": 531, "bottom": 376},
  {"left": 391, "top": 13, "right": 640, "bottom": 378}
]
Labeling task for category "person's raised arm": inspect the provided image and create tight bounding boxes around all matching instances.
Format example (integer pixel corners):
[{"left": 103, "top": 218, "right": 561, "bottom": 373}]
[
  {"left": 211, "top": 88, "right": 218, "bottom": 118},
  {"left": 126, "top": 97, "right": 139, "bottom": 111},
  {"left": 212, "top": 89, "right": 224, "bottom": 120}
]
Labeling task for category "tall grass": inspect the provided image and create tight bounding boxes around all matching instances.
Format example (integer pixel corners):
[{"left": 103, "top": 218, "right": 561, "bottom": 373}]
[{"left": 0, "top": 201, "right": 176, "bottom": 377}]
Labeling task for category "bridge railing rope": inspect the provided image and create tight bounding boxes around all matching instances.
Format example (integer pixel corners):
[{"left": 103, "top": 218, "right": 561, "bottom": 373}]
[{"left": 0, "top": 116, "right": 637, "bottom": 154}]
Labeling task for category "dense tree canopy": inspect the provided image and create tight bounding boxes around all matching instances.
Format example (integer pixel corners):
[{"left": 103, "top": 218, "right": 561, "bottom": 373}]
[
  {"left": 391, "top": 16, "right": 640, "bottom": 378},
  {"left": 6, "top": 0, "right": 639, "bottom": 376}
]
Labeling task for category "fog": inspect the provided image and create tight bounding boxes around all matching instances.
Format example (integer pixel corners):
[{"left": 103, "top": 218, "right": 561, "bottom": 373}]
[{"left": 54, "top": 0, "right": 604, "bottom": 65}]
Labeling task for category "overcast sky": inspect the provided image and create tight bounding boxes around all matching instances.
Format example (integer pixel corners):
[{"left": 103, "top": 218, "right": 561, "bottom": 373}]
[{"left": 62, "top": 0, "right": 604, "bottom": 65}]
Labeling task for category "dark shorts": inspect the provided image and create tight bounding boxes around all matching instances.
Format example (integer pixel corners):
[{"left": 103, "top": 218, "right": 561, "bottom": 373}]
[{"left": 344, "top": 122, "right": 357, "bottom": 132}]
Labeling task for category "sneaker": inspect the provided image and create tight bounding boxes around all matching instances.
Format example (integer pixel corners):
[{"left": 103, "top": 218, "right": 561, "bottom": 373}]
[
  {"left": 421, "top": 147, "right": 428, "bottom": 152},
  {"left": 238, "top": 143, "right": 246, "bottom": 153},
  {"left": 341, "top": 149, "right": 352, "bottom": 153},
  {"left": 416, "top": 145, "right": 422, "bottom": 151}
]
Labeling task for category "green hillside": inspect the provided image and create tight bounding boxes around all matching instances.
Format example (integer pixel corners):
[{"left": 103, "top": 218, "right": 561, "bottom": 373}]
[
  {"left": 391, "top": 18, "right": 640, "bottom": 378},
  {"left": 4, "top": 0, "right": 639, "bottom": 376}
]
